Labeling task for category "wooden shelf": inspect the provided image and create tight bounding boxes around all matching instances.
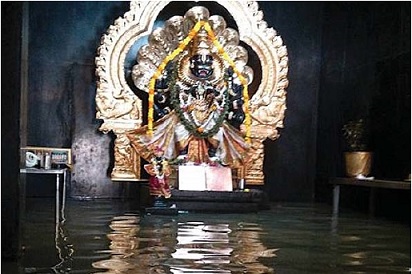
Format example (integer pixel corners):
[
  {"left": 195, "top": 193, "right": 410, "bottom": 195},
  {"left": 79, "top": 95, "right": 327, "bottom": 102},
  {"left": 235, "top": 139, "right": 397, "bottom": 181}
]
[
  {"left": 329, "top": 177, "right": 410, "bottom": 217},
  {"left": 330, "top": 177, "right": 411, "bottom": 190}
]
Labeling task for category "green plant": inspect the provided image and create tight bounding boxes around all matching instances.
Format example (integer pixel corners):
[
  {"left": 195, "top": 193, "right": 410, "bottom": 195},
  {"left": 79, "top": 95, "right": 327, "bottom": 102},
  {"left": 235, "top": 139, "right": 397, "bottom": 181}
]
[{"left": 342, "top": 118, "right": 369, "bottom": 151}]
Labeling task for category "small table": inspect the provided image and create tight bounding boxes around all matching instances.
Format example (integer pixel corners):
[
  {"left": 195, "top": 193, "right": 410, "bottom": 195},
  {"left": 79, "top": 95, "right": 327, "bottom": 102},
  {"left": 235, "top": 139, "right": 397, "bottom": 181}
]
[
  {"left": 330, "top": 177, "right": 411, "bottom": 216},
  {"left": 20, "top": 168, "right": 69, "bottom": 224}
]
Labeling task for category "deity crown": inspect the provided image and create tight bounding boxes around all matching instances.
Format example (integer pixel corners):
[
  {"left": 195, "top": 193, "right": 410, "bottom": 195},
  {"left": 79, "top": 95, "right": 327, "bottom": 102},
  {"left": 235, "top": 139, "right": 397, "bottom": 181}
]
[{"left": 190, "top": 27, "right": 213, "bottom": 57}]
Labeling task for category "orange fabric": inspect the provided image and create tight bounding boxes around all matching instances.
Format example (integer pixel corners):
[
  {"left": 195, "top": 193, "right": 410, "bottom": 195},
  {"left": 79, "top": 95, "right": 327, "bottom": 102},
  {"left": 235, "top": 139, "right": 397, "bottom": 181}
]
[
  {"left": 187, "top": 137, "right": 210, "bottom": 164},
  {"left": 126, "top": 111, "right": 250, "bottom": 168}
]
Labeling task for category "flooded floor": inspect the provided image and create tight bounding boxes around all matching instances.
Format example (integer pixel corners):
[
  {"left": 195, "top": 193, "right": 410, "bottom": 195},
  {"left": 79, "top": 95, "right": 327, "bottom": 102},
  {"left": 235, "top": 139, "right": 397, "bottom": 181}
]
[{"left": 5, "top": 198, "right": 411, "bottom": 273}]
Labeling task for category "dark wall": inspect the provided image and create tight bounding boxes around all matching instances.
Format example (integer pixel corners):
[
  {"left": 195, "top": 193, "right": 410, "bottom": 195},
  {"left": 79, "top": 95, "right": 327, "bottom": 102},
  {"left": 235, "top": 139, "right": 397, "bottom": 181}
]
[
  {"left": 1, "top": 1, "right": 22, "bottom": 259},
  {"left": 259, "top": 2, "right": 323, "bottom": 201},
  {"left": 26, "top": 1, "right": 129, "bottom": 147},
  {"left": 26, "top": 1, "right": 130, "bottom": 198},
  {"left": 316, "top": 2, "right": 411, "bottom": 204}
]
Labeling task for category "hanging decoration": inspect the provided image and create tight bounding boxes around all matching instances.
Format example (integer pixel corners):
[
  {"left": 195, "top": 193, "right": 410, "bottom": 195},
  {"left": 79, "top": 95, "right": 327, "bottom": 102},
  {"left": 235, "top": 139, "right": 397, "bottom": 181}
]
[{"left": 146, "top": 20, "right": 251, "bottom": 142}]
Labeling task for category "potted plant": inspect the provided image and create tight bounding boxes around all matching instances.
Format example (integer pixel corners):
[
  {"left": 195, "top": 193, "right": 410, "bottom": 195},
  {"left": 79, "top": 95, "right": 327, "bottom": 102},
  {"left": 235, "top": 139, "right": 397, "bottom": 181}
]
[{"left": 342, "top": 118, "right": 373, "bottom": 178}]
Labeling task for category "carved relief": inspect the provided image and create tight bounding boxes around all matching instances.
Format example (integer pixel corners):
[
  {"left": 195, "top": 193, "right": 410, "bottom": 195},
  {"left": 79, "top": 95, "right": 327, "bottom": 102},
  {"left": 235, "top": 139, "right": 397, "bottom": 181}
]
[
  {"left": 244, "top": 137, "right": 266, "bottom": 185},
  {"left": 111, "top": 131, "right": 138, "bottom": 180},
  {"left": 95, "top": 1, "right": 288, "bottom": 183}
]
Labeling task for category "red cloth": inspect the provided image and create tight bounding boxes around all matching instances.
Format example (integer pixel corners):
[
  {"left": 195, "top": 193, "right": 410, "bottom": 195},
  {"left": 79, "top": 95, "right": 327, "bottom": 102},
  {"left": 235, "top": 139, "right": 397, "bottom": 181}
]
[{"left": 149, "top": 175, "right": 171, "bottom": 198}]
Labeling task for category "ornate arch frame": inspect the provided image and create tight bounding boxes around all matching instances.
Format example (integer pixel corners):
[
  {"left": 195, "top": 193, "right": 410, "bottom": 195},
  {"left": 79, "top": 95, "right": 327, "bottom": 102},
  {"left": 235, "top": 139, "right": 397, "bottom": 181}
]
[{"left": 95, "top": 1, "right": 288, "bottom": 184}]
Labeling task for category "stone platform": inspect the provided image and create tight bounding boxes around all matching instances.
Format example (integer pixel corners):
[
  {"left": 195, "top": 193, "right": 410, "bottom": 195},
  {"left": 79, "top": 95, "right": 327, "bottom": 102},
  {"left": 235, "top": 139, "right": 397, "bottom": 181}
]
[{"left": 166, "top": 189, "right": 269, "bottom": 213}]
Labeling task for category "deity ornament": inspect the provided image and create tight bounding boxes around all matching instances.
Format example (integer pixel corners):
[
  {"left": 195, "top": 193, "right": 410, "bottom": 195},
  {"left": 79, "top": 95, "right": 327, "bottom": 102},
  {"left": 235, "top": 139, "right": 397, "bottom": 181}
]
[
  {"left": 127, "top": 6, "right": 253, "bottom": 168},
  {"left": 144, "top": 146, "right": 171, "bottom": 207}
]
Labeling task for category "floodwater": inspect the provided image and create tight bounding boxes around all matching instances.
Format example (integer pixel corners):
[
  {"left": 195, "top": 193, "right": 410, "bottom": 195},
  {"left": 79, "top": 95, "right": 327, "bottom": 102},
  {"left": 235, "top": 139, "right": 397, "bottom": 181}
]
[{"left": 9, "top": 198, "right": 411, "bottom": 273}]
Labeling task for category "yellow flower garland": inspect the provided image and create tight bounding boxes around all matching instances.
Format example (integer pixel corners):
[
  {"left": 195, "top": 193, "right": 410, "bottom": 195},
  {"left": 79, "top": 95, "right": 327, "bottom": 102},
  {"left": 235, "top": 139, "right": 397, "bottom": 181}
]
[{"left": 147, "top": 21, "right": 251, "bottom": 143}]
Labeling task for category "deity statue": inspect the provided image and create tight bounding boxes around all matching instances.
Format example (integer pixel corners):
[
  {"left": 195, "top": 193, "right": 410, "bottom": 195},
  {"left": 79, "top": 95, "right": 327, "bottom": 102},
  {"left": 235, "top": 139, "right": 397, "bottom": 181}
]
[
  {"left": 144, "top": 146, "right": 171, "bottom": 206},
  {"left": 127, "top": 6, "right": 253, "bottom": 169}
]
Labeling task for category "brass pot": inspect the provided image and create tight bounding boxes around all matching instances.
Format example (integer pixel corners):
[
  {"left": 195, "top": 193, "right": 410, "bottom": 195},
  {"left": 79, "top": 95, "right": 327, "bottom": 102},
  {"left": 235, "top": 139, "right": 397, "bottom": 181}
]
[{"left": 344, "top": 151, "right": 373, "bottom": 177}]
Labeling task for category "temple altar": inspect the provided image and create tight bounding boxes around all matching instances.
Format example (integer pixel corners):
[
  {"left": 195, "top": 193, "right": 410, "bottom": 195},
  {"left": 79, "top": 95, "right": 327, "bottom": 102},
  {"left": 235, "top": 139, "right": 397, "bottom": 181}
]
[{"left": 94, "top": 1, "right": 288, "bottom": 209}]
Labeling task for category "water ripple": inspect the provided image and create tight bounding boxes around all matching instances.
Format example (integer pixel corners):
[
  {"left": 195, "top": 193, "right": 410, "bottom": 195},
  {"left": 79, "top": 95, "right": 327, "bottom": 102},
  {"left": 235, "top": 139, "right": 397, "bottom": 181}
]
[
  {"left": 19, "top": 200, "right": 410, "bottom": 273},
  {"left": 91, "top": 216, "right": 276, "bottom": 273}
]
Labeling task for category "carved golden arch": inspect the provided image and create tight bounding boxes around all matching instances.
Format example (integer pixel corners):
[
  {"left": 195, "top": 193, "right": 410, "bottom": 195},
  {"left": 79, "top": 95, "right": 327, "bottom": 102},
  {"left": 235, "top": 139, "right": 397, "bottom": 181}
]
[{"left": 95, "top": 1, "right": 288, "bottom": 184}]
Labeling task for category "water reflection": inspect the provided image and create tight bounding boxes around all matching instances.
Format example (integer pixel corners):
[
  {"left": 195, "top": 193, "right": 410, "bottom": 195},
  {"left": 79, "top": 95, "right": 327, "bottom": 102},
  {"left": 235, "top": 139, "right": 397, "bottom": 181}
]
[
  {"left": 52, "top": 219, "right": 74, "bottom": 273},
  {"left": 92, "top": 214, "right": 141, "bottom": 273},
  {"left": 92, "top": 216, "right": 277, "bottom": 273},
  {"left": 18, "top": 201, "right": 410, "bottom": 273}
]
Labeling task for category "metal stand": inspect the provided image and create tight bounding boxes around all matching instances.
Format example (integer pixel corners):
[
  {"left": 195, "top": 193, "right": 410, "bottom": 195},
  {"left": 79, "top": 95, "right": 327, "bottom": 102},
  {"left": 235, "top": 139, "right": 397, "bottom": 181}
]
[{"left": 19, "top": 168, "right": 69, "bottom": 224}]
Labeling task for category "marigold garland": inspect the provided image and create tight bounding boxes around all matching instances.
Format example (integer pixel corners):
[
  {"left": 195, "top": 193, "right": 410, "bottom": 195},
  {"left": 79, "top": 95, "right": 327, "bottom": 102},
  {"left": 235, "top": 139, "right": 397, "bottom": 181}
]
[{"left": 147, "top": 21, "right": 251, "bottom": 143}]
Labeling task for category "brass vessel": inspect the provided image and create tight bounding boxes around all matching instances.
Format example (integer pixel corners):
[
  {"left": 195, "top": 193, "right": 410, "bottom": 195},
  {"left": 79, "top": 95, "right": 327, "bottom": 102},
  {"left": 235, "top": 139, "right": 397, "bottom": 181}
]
[{"left": 344, "top": 152, "right": 373, "bottom": 177}]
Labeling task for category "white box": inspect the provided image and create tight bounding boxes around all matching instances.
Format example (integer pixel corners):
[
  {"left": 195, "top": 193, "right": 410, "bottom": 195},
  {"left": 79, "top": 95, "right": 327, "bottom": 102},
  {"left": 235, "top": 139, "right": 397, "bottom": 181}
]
[
  {"left": 177, "top": 165, "right": 233, "bottom": 191},
  {"left": 178, "top": 166, "right": 206, "bottom": 191},
  {"left": 205, "top": 166, "right": 233, "bottom": 191}
]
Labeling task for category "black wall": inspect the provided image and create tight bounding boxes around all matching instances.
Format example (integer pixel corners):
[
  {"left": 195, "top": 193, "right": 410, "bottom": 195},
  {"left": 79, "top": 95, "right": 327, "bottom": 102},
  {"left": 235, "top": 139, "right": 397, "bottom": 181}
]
[
  {"left": 1, "top": 1, "right": 23, "bottom": 260},
  {"left": 316, "top": 2, "right": 411, "bottom": 202},
  {"left": 258, "top": 2, "right": 323, "bottom": 201}
]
